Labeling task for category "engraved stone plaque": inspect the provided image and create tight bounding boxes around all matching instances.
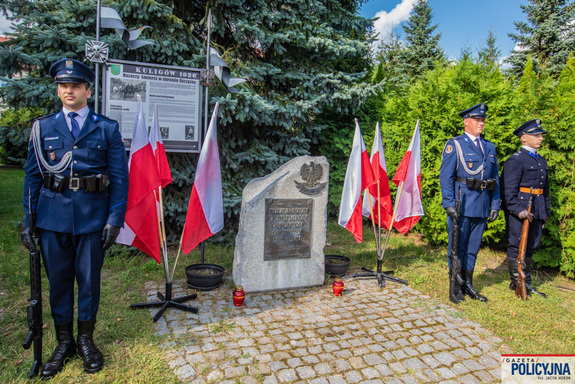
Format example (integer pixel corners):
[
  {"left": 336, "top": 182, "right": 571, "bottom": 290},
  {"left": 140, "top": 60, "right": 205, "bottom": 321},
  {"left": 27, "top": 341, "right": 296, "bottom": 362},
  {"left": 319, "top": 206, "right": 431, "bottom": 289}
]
[
  {"left": 264, "top": 198, "right": 313, "bottom": 260},
  {"left": 233, "top": 155, "right": 329, "bottom": 292}
]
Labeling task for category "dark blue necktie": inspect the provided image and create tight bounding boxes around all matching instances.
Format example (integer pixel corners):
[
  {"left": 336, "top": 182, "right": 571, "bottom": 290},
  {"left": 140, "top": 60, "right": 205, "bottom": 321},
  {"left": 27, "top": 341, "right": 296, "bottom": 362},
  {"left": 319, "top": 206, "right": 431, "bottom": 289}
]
[
  {"left": 474, "top": 138, "right": 483, "bottom": 155},
  {"left": 69, "top": 112, "right": 80, "bottom": 139}
]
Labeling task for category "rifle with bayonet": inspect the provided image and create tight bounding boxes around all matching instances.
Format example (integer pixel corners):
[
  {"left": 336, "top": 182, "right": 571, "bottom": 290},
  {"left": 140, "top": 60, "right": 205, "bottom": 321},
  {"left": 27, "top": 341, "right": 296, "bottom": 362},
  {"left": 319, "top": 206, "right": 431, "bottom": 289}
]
[
  {"left": 449, "top": 189, "right": 465, "bottom": 304},
  {"left": 516, "top": 189, "right": 533, "bottom": 300},
  {"left": 22, "top": 190, "right": 43, "bottom": 378}
]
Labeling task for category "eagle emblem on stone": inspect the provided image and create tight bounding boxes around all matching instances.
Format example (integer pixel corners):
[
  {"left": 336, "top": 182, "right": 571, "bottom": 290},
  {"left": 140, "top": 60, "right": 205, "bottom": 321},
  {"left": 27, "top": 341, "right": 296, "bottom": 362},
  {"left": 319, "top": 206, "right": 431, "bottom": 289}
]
[{"left": 295, "top": 162, "right": 327, "bottom": 195}]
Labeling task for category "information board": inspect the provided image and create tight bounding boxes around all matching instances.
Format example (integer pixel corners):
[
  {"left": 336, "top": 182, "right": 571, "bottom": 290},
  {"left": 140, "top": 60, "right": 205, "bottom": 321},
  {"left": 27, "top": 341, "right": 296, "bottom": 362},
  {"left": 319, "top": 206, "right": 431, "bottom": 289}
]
[{"left": 103, "top": 59, "right": 203, "bottom": 153}]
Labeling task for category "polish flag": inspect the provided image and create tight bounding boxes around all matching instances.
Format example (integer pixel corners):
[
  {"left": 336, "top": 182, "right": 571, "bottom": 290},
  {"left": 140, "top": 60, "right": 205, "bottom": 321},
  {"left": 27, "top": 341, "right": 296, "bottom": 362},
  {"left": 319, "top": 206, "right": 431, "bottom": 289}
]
[
  {"left": 338, "top": 119, "right": 377, "bottom": 243},
  {"left": 181, "top": 102, "right": 224, "bottom": 254},
  {"left": 149, "top": 104, "right": 172, "bottom": 189},
  {"left": 391, "top": 121, "right": 424, "bottom": 234},
  {"left": 362, "top": 122, "right": 393, "bottom": 230},
  {"left": 116, "top": 95, "right": 162, "bottom": 263}
]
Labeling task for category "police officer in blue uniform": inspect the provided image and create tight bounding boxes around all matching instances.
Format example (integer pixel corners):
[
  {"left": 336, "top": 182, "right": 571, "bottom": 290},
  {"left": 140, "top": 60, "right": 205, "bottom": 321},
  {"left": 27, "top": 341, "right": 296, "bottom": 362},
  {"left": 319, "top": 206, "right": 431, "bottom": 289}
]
[
  {"left": 439, "top": 103, "right": 500, "bottom": 303},
  {"left": 501, "top": 119, "right": 549, "bottom": 298},
  {"left": 20, "top": 58, "right": 129, "bottom": 377}
]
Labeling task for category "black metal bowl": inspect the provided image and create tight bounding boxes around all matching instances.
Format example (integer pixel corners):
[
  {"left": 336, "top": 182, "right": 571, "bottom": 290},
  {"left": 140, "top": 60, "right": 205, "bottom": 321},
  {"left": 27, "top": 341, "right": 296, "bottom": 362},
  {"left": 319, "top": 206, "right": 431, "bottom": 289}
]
[
  {"left": 324, "top": 255, "right": 351, "bottom": 277},
  {"left": 185, "top": 263, "right": 225, "bottom": 291}
]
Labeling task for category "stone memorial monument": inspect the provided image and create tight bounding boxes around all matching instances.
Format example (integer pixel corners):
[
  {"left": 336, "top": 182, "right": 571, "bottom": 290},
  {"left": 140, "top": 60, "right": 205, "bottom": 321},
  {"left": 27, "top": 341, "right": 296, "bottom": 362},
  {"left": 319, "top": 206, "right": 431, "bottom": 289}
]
[{"left": 233, "top": 156, "right": 330, "bottom": 292}]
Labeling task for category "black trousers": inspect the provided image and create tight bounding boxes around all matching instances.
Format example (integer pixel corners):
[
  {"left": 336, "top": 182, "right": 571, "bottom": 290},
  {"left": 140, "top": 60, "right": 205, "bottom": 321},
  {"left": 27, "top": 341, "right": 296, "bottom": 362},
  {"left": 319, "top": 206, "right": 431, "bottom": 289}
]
[{"left": 505, "top": 211, "right": 543, "bottom": 261}]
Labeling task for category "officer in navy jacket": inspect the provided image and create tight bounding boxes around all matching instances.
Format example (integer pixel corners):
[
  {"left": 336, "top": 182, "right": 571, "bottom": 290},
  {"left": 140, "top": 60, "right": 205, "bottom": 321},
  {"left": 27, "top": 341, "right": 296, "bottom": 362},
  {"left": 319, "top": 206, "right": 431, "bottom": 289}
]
[
  {"left": 501, "top": 119, "right": 549, "bottom": 298},
  {"left": 439, "top": 103, "right": 500, "bottom": 303},
  {"left": 20, "top": 59, "right": 129, "bottom": 377}
]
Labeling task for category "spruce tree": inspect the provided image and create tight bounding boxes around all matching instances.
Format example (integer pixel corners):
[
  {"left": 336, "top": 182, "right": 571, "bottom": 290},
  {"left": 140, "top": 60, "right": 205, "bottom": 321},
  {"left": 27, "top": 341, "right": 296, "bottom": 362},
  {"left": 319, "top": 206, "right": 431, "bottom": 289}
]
[
  {"left": 0, "top": 0, "right": 377, "bottom": 241},
  {"left": 478, "top": 26, "right": 501, "bottom": 67},
  {"left": 505, "top": 0, "right": 575, "bottom": 78},
  {"left": 372, "top": 28, "right": 404, "bottom": 89},
  {"left": 395, "top": 0, "right": 445, "bottom": 84}
]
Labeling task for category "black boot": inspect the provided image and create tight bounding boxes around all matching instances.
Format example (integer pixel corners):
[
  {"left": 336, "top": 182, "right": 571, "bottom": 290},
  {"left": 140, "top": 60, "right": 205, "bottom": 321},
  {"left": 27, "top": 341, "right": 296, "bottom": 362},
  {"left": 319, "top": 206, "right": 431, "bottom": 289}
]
[
  {"left": 77, "top": 319, "right": 104, "bottom": 374},
  {"left": 461, "top": 270, "right": 487, "bottom": 302},
  {"left": 449, "top": 271, "right": 465, "bottom": 303},
  {"left": 41, "top": 322, "right": 77, "bottom": 378},
  {"left": 525, "top": 259, "right": 547, "bottom": 298},
  {"left": 508, "top": 258, "right": 518, "bottom": 291}
]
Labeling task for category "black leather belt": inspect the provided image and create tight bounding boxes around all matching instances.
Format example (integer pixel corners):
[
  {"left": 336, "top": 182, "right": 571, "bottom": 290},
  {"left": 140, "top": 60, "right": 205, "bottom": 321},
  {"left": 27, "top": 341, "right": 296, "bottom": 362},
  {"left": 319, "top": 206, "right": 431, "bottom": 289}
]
[
  {"left": 43, "top": 173, "right": 108, "bottom": 193},
  {"left": 455, "top": 177, "right": 496, "bottom": 191}
]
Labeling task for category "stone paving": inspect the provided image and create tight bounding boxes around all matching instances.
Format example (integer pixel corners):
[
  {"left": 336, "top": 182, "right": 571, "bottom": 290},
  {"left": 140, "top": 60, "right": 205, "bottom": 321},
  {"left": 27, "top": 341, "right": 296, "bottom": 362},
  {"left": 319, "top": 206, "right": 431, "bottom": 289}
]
[{"left": 143, "top": 276, "right": 510, "bottom": 383}]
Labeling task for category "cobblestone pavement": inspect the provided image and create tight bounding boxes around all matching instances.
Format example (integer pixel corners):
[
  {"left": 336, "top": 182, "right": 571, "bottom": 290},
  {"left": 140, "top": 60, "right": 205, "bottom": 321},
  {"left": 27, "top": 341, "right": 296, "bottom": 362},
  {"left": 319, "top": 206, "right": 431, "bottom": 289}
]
[{"left": 144, "top": 277, "right": 510, "bottom": 383}]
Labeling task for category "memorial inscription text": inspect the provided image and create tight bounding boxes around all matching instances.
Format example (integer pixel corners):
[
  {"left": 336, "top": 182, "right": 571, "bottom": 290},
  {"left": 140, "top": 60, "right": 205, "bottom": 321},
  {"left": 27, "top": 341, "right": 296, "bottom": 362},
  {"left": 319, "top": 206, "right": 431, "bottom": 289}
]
[{"left": 264, "top": 199, "right": 313, "bottom": 261}]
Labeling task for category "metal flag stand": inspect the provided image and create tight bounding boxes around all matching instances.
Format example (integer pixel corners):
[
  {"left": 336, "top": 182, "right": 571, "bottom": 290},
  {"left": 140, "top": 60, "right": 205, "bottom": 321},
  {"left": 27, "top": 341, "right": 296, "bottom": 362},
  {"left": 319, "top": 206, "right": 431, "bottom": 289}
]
[
  {"left": 353, "top": 184, "right": 408, "bottom": 288},
  {"left": 129, "top": 107, "right": 198, "bottom": 322},
  {"left": 88, "top": 0, "right": 198, "bottom": 321},
  {"left": 352, "top": 121, "right": 421, "bottom": 288}
]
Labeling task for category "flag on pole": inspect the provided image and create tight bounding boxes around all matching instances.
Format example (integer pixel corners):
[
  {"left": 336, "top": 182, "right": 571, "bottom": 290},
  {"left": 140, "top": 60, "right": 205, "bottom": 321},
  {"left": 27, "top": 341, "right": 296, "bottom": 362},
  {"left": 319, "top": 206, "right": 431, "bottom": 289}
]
[
  {"left": 181, "top": 102, "right": 224, "bottom": 254},
  {"left": 338, "top": 119, "right": 377, "bottom": 243},
  {"left": 116, "top": 95, "right": 162, "bottom": 263},
  {"left": 149, "top": 104, "right": 172, "bottom": 189},
  {"left": 362, "top": 122, "right": 393, "bottom": 230},
  {"left": 391, "top": 121, "right": 424, "bottom": 234}
]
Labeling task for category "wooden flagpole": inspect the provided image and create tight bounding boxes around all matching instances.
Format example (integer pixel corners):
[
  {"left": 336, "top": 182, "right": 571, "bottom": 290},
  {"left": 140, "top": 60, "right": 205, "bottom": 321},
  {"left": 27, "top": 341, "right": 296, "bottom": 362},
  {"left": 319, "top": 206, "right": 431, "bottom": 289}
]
[
  {"left": 131, "top": 189, "right": 198, "bottom": 322},
  {"left": 380, "top": 180, "right": 405, "bottom": 262},
  {"left": 155, "top": 188, "right": 171, "bottom": 283},
  {"left": 366, "top": 192, "right": 379, "bottom": 252}
]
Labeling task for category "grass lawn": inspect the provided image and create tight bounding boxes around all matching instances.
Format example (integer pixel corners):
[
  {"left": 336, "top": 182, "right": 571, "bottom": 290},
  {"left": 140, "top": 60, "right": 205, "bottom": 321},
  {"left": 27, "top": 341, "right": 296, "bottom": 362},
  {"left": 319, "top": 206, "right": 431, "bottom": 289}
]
[{"left": 1, "top": 167, "right": 574, "bottom": 383}]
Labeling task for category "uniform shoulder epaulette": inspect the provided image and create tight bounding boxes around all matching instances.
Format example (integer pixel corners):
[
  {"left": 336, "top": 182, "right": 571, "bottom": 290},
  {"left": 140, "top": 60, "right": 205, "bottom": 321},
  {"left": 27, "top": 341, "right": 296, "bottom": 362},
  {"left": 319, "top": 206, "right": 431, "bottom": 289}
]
[
  {"left": 452, "top": 135, "right": 462, "bottom": 140},
  {"left": 93, "top": 113, "right": 117, "bottom": 124},
  {"left": 35, "top": 113, "right": 57, "bottom": 122},
  {"left": 513, "top": 150, "right": 521, "bottom": 156}
]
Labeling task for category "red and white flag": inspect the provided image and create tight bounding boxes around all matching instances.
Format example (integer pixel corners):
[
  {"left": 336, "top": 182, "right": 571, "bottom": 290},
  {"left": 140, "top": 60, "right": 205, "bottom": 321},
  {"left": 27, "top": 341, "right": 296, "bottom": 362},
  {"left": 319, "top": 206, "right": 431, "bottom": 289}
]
[
  {"left": 362, "top": 122, "right": 393, "bottom": 230},
  {"left": 116, "top": 95, "right": 162, "bottom": 263},
  {"left": 149, "top": 104, "right": 172, "bottom": 189},
  {"left": 391, "top": 121, "right": 424, "bottom": 234},
  {"left": 181, "top": 102, "right": 224, "bottom": 254},
  {"left": 338, "top": 119, "right": 376, "bottom": 243}
]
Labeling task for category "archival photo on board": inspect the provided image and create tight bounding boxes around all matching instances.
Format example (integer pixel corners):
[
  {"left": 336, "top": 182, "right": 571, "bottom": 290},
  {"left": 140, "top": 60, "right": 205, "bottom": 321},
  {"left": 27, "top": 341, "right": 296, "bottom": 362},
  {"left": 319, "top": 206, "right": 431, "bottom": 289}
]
[{"left": 110, "top": 78, "right": 147, "bottom": 102}]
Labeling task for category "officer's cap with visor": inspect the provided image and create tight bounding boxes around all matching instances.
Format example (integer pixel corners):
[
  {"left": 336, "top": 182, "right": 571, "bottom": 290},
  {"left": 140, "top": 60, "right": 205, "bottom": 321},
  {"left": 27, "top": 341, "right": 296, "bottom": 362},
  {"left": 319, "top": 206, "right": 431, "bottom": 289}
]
[
  {"left": 513, "top": 119, "right": 547, "bottom": 137},
  {"left": 49, "top": 58, "right": 95, "bottom": 84},
  {"left": 459, "top": 103, "right": 488, "bottom": 119}
]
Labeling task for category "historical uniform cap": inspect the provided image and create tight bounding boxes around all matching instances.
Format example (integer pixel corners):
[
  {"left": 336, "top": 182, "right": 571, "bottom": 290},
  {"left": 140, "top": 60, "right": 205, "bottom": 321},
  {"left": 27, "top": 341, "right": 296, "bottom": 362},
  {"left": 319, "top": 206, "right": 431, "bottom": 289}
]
[
  {"left": 459, "top": 103, "right": 488, "bottom": 119},
  {"left": 513, "top": 119, "right": 547, "bottom": 137},
  {"left": 48, "top": 58, "right": 95, "bottom": 84}
]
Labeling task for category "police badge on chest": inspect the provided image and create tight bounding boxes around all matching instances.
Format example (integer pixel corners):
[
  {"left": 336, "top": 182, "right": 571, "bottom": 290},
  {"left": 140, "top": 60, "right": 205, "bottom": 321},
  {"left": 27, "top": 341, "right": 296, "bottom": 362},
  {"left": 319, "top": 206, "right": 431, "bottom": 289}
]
[{"left": 49, "top": 150, "right": 56, "bottom": 161}]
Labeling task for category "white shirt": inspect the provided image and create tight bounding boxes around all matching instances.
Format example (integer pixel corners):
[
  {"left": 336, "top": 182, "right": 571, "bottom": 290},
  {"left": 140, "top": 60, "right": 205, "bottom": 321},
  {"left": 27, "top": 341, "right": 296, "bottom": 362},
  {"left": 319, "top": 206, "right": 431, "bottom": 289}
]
[
  {"left": 62, "top": 105, "right": 89, "bottom": 133},
  {"left": 464, "top": 131, "right": 483, "bottom": 153}
]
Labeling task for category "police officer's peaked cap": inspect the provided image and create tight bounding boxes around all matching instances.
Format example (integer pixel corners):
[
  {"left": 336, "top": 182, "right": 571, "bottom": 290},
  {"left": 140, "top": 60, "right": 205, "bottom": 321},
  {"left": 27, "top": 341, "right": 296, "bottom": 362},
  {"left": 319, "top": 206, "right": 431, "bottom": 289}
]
[
  {"left": 459, "top": 103, "right": 488, "bottom": 119},
  {"left": 513, "top": 119, "right": 547, "bottom": 137},
  {"left": 49, "top": 58, "right": 95, "bottom": 84}
]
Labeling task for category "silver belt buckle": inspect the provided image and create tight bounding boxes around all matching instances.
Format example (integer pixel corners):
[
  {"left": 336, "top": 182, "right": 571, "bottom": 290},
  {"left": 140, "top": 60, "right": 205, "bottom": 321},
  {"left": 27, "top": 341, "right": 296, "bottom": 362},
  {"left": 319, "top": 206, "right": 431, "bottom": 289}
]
[{"left": 69, "top": 177, "right": 80, "bottom": 191}]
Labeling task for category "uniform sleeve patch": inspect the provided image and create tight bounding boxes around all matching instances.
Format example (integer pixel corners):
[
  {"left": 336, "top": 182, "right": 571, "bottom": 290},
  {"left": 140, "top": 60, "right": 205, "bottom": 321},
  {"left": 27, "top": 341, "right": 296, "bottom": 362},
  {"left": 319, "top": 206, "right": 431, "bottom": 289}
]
[{"left": 445, "top": 145, "right": 453, "bottom": 154}]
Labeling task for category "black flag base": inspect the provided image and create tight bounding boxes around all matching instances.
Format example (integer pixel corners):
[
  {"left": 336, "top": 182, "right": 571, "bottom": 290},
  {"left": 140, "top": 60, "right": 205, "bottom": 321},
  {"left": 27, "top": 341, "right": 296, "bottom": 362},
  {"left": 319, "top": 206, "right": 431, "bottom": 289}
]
[
  {"left": 353, "top": 260, "right": 408, "bottom": 288},
  {"left": 131, "top": 281, "right": 198, "bottom": 322}
]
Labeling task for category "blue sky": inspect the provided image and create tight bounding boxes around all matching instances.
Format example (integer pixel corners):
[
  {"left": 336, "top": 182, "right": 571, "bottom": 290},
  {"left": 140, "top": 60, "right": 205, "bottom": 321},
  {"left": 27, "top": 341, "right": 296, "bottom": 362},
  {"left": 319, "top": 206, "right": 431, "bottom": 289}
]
[
  {"left": 361, "top": 0, "right": 527, "bottom": 61},
  {"left": 2, "top": 1, "right": 527, "bottom": 61}
]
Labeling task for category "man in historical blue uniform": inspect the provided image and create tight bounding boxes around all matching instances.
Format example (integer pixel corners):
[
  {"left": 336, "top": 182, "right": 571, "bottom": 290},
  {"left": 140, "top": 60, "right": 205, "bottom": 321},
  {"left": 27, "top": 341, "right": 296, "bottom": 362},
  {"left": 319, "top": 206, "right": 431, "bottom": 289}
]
[
  {"left": 20, "top": 58, "right": 129, "bottom": 377},
  {"left": 501, "top": 119, "right": 549, "bottom": 298},
  {"left": 439, "top": 103, "right": 500, "bottom": 303}
]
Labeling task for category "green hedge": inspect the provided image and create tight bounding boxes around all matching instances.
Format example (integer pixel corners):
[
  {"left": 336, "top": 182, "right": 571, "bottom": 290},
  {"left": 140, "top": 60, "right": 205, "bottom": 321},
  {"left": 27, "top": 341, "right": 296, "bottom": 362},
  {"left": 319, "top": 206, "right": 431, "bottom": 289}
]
[{"left": 355, "top": 58, "right": 575, "bottom": 277}]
